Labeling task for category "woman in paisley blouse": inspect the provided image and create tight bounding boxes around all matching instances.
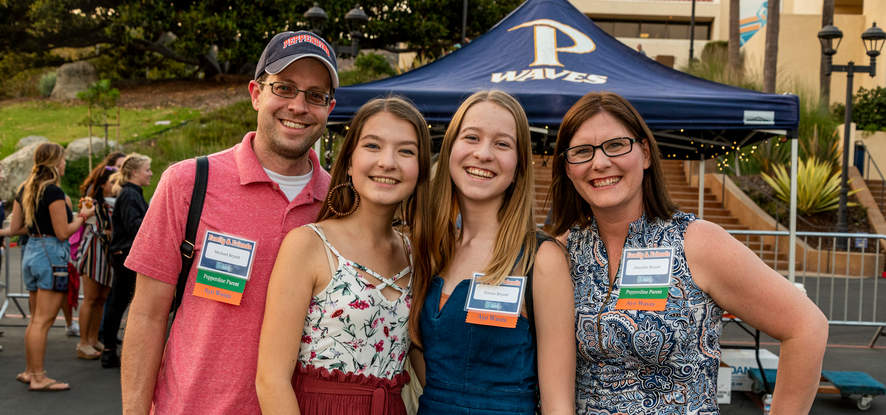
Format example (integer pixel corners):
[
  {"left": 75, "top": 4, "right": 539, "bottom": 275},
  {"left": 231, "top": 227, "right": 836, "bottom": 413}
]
[
  {"left": 548, "top": 91, "right": 828, "bottom": 414},
  {"left": 256, "top": 97, "right": 433, "bottom": 414}
]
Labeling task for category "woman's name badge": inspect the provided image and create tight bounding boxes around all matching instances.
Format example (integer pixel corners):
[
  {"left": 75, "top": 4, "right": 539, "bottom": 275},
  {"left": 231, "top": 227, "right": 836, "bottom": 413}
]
[
  {"left": 615, "top": 247, "right": 674, "bottom": 311},
  {"left": 192, "top": 230, "right": 257, "bottom": 306},
  {"left": 464, "top": 273, "right": 526, "bottom": 328}
]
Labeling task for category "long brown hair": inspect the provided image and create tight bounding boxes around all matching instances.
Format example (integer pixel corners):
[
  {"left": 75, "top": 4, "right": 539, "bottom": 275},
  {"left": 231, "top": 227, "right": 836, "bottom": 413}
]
[
  {"left": 318, "top": 96, "right": 433, "bottom": 347},
  {"left": 19, "top": 142, "right": 65, "bottom": 228},
  {"left": 409, "top": 90, "right": 537, "bottom": 347},
  {"left": 80, "top": 151, "right": 125, "bottom": 200},
  {"left": 548, "top": 91, "right": 676, "bottom": 236}
]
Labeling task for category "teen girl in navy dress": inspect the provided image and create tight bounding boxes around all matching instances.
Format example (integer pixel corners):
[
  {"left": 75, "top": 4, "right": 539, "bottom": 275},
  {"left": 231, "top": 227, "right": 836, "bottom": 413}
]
[{"left": 409, "top": 90, "right": 575, "bottom": 415}]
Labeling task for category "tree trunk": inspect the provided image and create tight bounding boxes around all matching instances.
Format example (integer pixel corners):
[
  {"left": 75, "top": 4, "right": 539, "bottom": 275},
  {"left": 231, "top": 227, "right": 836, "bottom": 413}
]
[
  {"left": 763, "top": 0, "right": 780, "bottom": 93},
  {"left": 820, "top": 0, "right": 835, "bottom": 109},
  {"left": 728, "top": 0, "right": 741, "bottom": 78}
]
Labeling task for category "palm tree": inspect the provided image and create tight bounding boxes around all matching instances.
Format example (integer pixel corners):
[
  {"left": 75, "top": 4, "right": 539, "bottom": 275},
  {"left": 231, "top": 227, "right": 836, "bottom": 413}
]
[
  {"left": 820, "top": 0, "right": 835, "bottom": 109},
  {"left": 728, "top": 0, "right": 741, "bottom": 78},
  {"left": 764, "top": 0, "right": 780, "bottom": 93}
]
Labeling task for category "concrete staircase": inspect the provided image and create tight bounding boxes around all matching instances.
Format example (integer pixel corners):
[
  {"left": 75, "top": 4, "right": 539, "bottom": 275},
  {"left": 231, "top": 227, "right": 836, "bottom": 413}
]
[
  {"left": 863, "top": 179, "right": 886, "bottom": 216},
  {"left": 660, "top": 160, "right": 746, "bottom": 231},
  {"left": 533, "top": 155, "right": 553, "bottom": 226},
  {"left": 660, "top": 160, "right": 789, "bottom": 269}
]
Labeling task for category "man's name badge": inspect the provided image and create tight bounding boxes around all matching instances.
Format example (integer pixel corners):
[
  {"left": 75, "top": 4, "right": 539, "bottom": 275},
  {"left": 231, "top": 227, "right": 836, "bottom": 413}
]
[
  {"left": 464, "top": 273, "right": 526, "bottom": 328},
  {"left": 193, "top": 231, "right": 257, "bottom": 305},
  {"left": 615, "top": 247, "right": 674, "bottom": 311}
]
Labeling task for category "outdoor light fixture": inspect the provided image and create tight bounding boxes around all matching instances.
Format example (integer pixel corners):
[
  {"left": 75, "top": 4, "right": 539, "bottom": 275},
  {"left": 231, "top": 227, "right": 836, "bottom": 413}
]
[
  {"left": 304, "top": 2, "right": 328, "bottom": 28},
  {"left": 302, "top": 3, "right": 368, "bottom": 58},
  {"left": 817, "top": 25, "right": 842, "bottom": 58},
  {"left": 818, "top": 22, "right": 886, "bottom": 236},
  {"left": 862, "top": 23, "right": 886, "bottom": 58}
]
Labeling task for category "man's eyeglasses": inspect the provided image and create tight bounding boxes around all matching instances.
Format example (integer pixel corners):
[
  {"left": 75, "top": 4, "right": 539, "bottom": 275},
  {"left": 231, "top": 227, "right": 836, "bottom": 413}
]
[
  {"left": 562, "top": 137, "right": 638, "bottom": 164},
  {"left": 258, "top": 81, "right": 332, "bottom": 106}
]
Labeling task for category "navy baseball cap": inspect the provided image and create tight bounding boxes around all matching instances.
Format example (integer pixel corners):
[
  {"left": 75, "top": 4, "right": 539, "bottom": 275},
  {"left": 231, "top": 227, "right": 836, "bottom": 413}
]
[{"left": 255, "top": 31, "right": 339, "bottom": 89}]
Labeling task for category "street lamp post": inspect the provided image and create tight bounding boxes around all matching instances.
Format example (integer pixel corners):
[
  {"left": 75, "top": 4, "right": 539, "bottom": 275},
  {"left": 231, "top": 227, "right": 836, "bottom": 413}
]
[
  {"left": 304, "top": 3, "right": 369, "bottom": 58},
  {"left": 304, "top": 3, "right": 370, "bottom": 168},
  {"left": 818, "top": 22, "right": 886, "bottom": 235}
]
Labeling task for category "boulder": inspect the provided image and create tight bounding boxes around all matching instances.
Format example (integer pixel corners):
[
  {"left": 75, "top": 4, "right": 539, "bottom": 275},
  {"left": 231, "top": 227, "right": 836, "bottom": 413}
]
[
  {"left": 51, "top": 61, "right": 97, "bottom": 100},
  {"left": 0, "top": 143, "right": 41, "bottom": 202},
  {"left": 64, "top": 137, "right": 119, "bottom": 161},
  {"left": 15, "top": 136, "right": 49, "bottom": 150}
]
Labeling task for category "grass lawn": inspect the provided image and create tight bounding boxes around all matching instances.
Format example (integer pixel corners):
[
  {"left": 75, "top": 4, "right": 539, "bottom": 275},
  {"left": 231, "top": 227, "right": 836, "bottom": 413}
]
[
  {"left": 0, "top": 100, "right": 201, "bottom": 160},
  {"left": 127, "top": 100, "right": 257, "bottom": 200}
]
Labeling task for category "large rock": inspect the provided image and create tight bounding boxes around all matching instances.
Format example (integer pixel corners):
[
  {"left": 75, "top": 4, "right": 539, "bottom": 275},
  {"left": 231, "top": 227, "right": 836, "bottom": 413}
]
[
  {"left": 64, "top": 136, "right": 119, "bottom": 161},
  {"left": 16, "top": 135, "right": 49, "bottom": 150},
  {"left": 51, "top": 61, "right": 97, "bottom": 100},
  {"left": 0, "top": 143, "right": 42, "bottom": 202}
]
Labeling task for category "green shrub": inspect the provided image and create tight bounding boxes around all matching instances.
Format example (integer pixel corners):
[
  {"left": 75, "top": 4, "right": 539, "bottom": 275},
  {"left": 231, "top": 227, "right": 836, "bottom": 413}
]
[
  {"left": 761, "top": 156, "right": 857, "bottom": 215},
  {"left": 0, "top": 52, "right": 63, "bottom": 98},
  {"left": 77, "top": 79, "right": 120, "bottom": 126},
  {"left": 354, "top": 53, "right": 396, "bottom": 76},
  {"left": 38, "top": 72, "right": 57, "bottom": 97},
  {"left": 4, "top": 67, "right": 46, "bottom": 98},
  {"left": 339, "top": 52, "right": 396, "bottom": 86},
  {"left": 852, "top": 86, "right": 886, "bottom": 132}
]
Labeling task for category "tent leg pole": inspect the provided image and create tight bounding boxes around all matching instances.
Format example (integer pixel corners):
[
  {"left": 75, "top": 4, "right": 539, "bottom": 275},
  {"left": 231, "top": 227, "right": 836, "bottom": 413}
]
[
  {"left": 698, "top": 159, "right": 705, "bottom": 219},
  {"left": 789, "top": 137, "right": 798, "bottom": 282}
]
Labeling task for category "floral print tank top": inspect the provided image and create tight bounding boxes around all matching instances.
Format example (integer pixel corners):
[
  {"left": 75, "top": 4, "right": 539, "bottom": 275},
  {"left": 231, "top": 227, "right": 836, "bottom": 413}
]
[
  {"left": 298, "top": 224, "right": 412, "bottom": 379},
  {"left": 568, "top": 212, "right": 723, "bottom": 415}
]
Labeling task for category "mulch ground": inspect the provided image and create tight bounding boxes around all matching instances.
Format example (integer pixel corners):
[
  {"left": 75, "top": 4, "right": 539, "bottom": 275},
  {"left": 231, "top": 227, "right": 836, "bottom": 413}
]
[
  {"left": 0, "top": 76, "right": 252, "bottom": 111},
  {"left": 114, "top": 75, "right": 251, "bottom": 110}
]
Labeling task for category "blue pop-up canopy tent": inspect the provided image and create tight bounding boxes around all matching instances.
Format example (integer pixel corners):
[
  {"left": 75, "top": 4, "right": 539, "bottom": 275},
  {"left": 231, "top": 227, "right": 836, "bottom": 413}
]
[
  {"left": 329, "top": 0, "right": 803, "bottom": 280},
  {"left": 329, "top": 0, "right": 799, "bottom": 159}
]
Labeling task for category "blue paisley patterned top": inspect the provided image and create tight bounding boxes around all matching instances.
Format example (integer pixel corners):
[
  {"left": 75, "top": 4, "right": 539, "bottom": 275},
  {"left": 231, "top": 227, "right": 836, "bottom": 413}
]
[{"left": 568, "top": 212, "right": 723, "bottom": 415}]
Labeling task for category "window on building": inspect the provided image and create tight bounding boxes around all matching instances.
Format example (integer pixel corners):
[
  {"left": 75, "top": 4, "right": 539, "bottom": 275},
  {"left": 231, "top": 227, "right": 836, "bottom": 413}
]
[
  {"left": 592, "top": 17, "right": 712, "bottom": 40},
  {"left": 613, "top": 21, "right": 640, "bottom": 38}
]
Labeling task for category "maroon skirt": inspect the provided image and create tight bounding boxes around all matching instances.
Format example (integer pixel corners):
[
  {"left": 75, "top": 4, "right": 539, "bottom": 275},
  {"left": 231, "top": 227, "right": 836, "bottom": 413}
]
[{"left": 292, "top": 363, "right": 410, "bottom": 415}]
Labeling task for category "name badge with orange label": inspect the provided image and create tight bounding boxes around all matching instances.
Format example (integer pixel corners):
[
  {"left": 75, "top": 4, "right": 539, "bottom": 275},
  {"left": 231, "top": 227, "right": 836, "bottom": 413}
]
[
  {"left": 192, "top": 231, "right": 256, "bottom": 306},
  {"left": 464, "top": 273, "right": 526, "bottom": 328},
  {"left": 614, "top": 247, "right": 673, "bottom": 311}
]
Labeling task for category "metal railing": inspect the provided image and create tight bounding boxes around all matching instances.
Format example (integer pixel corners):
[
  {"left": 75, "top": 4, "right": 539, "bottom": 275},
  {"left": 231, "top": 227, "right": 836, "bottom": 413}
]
[
  {"left": 0, "top": 238, "right": 29, "bottom": 321},
  {"left": 859, "top": 141, "right": 886, "bottom": 210},
  {"left": 0, "top": 239, "right": 8, "bottom": 320},
  {"left": 2, "top": 228, "right": 883, "bottom": 345},
  {"left": 728, "top": 230, "right": 885, "bottom": 338}
]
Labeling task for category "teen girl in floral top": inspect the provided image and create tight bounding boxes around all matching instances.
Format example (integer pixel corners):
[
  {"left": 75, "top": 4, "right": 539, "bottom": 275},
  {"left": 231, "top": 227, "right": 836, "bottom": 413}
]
[{"left": 257, "top": 97, "right": 433, "bottom": 415}]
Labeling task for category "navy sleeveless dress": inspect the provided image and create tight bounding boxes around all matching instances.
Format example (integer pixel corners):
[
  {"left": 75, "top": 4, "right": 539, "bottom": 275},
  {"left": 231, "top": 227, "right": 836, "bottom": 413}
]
[{"left": 418, "top": 276, "right": 538, "bottom": 415}]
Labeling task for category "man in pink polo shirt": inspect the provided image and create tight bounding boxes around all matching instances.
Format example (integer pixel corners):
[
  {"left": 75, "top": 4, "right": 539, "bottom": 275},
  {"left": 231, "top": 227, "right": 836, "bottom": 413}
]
[{"left": 120, "top": 31, "right": 338, "bottom": 414}]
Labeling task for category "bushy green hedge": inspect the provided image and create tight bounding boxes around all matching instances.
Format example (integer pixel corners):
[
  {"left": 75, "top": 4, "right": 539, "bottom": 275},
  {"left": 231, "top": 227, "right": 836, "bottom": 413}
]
[
  {"left": 852, "top": 87, "right": 886, "bottom": 132},
  {"left": 38, "top": 72, "right": 56, "bottom": 97},
  {"left": 339, "top": 52, "right": 396, "bottom": 86}
]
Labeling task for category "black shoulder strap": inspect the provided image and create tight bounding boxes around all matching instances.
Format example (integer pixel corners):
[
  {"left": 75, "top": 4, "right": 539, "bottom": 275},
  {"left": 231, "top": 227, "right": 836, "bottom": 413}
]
[{"left": 171, "top": 156, "right": 208, "bottom": 319}]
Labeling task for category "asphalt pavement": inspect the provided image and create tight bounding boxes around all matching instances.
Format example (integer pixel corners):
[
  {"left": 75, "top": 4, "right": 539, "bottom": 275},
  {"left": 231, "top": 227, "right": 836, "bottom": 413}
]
[{"left": 2, "top": 244, "right": 885, "bottom": 414}]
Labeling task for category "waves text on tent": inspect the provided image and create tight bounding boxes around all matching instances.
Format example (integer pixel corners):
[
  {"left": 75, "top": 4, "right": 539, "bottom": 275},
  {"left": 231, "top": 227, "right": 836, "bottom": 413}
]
[{"left": 491, "top": 19, "right": 607, "bottom": 85}]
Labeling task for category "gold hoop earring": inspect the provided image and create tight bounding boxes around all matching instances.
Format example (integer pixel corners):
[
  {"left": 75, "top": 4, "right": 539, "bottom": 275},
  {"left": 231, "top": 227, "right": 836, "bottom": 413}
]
[{"left": 326, "top": 180, "right": 360, "bottom": 217}]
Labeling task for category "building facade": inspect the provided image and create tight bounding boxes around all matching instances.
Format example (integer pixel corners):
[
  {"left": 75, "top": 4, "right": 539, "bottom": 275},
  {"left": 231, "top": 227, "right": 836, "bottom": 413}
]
[{"left": 571, "top": 0, "right": 886, "bottom": 105}]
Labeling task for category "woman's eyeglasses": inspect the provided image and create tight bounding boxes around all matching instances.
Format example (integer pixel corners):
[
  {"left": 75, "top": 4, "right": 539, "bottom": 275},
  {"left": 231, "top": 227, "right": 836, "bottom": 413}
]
[{"left": 562, "top": 137, "right": 638, "bottom": 164}]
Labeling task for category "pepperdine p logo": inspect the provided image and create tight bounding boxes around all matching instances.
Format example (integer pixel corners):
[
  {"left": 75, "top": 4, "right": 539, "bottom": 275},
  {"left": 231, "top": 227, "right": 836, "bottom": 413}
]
[
  {"left": 490, "top": 18, "right": 607, "bottom": 85},
  {"left": 508, "top": 19, "right": 595, "bottom": 67}
]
